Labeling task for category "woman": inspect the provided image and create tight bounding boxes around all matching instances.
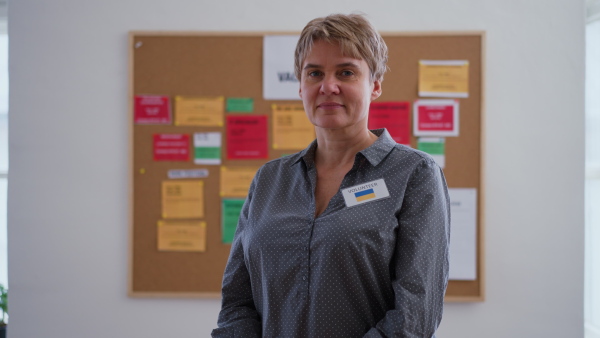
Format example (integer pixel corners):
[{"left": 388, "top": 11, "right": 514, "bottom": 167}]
[{"left": 213, "top": 14, "right": 450, "bottom": 338}]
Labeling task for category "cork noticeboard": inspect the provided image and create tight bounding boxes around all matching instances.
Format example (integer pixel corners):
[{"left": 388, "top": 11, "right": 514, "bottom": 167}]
[{"left": 129, "top": 32, "right": 485, "bottom": 302}]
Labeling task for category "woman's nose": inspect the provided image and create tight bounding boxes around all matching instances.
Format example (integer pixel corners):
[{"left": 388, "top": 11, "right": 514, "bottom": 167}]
[{"left": 319, "top": 75, "right": 341, "bottom": 95}]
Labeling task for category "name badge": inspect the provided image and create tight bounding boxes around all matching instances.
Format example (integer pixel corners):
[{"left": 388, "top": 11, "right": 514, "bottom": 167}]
[{"left": 341, "top": 179, "right": 390, "bottom": 208}]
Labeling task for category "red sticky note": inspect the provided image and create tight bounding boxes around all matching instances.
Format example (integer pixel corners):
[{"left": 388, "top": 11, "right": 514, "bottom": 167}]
[
  {"left": 226, "top": 115, "right": 269, "bottom": 159},
  {"left": 368, "top": 101, "right": 411, "bottom": 145},
  {"left": 153, "top": 134, "right": 190, "bottom": 161},
  {"left": 134, "top": 95, "right": 172, "bottom": 124},
  {"left": 413, "top": 99, "right": 459, "bottom": 137}
]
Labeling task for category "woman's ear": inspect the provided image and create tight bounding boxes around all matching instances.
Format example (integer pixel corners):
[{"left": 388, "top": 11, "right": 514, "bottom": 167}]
[{"left": 371, "top": 80, "right": 382, "bottom": 101}]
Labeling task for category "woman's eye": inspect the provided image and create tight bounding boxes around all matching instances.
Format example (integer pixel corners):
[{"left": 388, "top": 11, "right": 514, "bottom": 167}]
[
  {"left": 340, "top": 70, "right": 354, "bottom": 76},
  {"left": 308, "top": 71, "right": 322, "bottom": 77}
]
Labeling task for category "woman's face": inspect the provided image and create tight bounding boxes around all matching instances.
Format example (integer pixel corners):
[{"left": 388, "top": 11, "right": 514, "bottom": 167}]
[{"left": 299, "top": 40, "right": 381, "bottom": 132}]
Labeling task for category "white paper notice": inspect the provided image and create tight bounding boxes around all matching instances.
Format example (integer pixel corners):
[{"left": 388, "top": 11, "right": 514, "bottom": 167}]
[
  {"left": 413, "top": 99, "right": 459, "bottom": 137},
  {"left": 194, "top": 132, "right": 221, "bottom": 165},
  {"left": 263, "top": 35, "right": 300, "bottom": 100},
  {"left": 448, "top": 188, "right": 477, "bottom": 280}
]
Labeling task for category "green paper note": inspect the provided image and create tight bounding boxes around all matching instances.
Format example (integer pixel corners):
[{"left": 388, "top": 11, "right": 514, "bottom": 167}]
[
  {"left": 226, "top": 98, "right": 254, "bottom": 113},
  {"left": 418, "top": 140, "right": 445, "bottom": 155},
  {"left": 417, "top": 137, "right": 446, "bottom": 168},
  {"left": 195, "top": 147, "right": 221, "bottom": 159},
  {"left": 222, "top": 199, "right": 245, "bottom": 243}
]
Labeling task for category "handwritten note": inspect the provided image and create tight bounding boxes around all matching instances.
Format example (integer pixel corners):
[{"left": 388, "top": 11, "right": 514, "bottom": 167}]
[
  {"left": 174, "top": 96, "right": 224, "bottom": 126},
  {"left": 272, "top": 104, "right": 315, "bottom": 149},
  {"left": 157, "top": 220, "right": 207, "bottom": 252},
  {"left": 419, "top": 60, "right": 469, "bottom": 98},
  {"left": 220, "top": 166, "right": 258, "bottom": 197},
  {"left": 161, "top": 180, "right": 204, "bottom": 219}
]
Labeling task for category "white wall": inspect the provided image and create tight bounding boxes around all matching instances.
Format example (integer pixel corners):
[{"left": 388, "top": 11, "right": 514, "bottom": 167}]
[{"left": 7, "top": 0, "right": 585, "bottom": 337}]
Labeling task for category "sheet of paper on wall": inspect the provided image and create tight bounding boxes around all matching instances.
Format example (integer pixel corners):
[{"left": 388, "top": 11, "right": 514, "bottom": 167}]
[
  {"left": 263, "top": 35, "right": 301, "bottom": 100},
  {"left": 413, "top": 99, "right": 459, "bottom": 137},
  {"left": 222, "top": 199, "right": 245, "bottom": 244},
  {"left": 174, "top": 96, "right": 224, "bottom": 126},
  {"left": 226, "top": 115, "right": 269, "bottom": 159},
  {"left": 368, "top": 101, "right": 411, "bottom": 145},
  {"left": 448, "top": 188, "right": 477, "bottom": 280},
  {"left": 220, "top": 166, "right": 258, "bottom": 197},
  {"left": 418, "top": 60, "right": 469, "bottom": 98},
  {"left": 161, "top": 180, "right": 204, "bottom": 219},
  {"left": 153, "top": 133, "right": 190, "bottom": 161},
  {"left": 194, "top": 132, "right": 222, "bottom": 165},
  {"left": 168, "top": 169, "right": 209, "bottom": 179},
  {"left": 272, "top": 104, "right": 315, "bottom": 150},
  {"left": 157, "top": 220, "right": 206, "bottom": 252},
  {"left": 418, "top": 137, "right": 445, "bottom": 168},
  {"left": 226, "top": 97, "right": 254, "bottom": 113},
  {"left": 134, "top": 95, "right": 172, "bottom": 124}
]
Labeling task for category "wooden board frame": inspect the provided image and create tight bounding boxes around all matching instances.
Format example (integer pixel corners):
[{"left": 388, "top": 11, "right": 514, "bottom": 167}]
[{"left": 128, "top": 31, "right": 486, "bottom": 302}]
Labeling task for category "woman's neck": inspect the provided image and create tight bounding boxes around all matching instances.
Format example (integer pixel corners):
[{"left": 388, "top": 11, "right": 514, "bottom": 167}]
[{"left": 314, "top": 127, "right": 377, "bottom": 169}]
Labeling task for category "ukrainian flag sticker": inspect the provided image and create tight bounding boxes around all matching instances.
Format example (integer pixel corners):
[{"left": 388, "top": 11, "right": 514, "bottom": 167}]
[{"left": 342, "top": 179, "right": 390, "bottom": 207}]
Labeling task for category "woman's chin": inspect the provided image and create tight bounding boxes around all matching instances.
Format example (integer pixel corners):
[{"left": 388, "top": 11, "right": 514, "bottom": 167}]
[{"left": 312, "top": 117, "right": 352, "bottom": 130}]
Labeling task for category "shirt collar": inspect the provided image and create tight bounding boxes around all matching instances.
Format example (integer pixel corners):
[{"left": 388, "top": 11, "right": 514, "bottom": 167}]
[
  {"left": 291, "top": 128, "right": 396, "bottom": 168},
  {"left": 358, "top": 128, "right": 397, "bottom": 167}
]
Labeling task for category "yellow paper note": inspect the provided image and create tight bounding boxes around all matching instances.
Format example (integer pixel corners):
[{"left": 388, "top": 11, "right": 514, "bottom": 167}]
[
  {"left": 157, "top": 220, "right": 207, "bottom": 252},
  {"left": 161, "top": 180, "right": 204, "bottom": 219},
  {"left": 418, "top": 60, "right": 469, "bottom": 98},
  {"left": 174, "top": 96, "right": 224, "bottom": 126},
  {"left": 220, "top": 166, "right": 258, "bottom": 197},
  {"left": 272, "top": 104, "right": 315, "bottom": 150}
]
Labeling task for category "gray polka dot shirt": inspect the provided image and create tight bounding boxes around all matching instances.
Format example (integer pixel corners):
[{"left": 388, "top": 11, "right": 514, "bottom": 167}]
[{"left": 213, "top": 129, "right": 450, "bottom": 338}]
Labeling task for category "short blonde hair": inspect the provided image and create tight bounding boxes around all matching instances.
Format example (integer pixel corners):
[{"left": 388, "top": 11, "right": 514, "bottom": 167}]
[{"left": 294, "top": 13, "right": 388, "bottom": 82}]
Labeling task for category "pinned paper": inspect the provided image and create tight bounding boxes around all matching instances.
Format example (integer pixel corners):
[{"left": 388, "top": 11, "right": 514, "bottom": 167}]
[
  {"left": 418, "top": 137, "right": 445, "bottom": 168},
  {"left": 220, "top": 166, "right": 258, "bottom": 197},
  {"left": 157, "top": 220, "right": 207, "bottom": 252},
  {"left": 153, "top": 134, "right": 190, "bottom": 161},
  {"left": 448, "top": 188, "right": 477, "bottom": 280},
  {"left": 272, "top": 104, "right": 315, "bottom": 149},
  {"left": 174, "top": 96, "right": 224, "bottom": 126},
  {"left": 161, "top": 180, "right": 204, "bottom": 219},
  {"left": 226, "top": 115, "right": 269, "bottom": 159},
  {"left": 134, "top": 95, "right": 172, "bottom": 124},
  {"left": 222, "top": 199, "right": 245, "bottom": 243},
  {"left": 263, "top": 35, "right": 301, "bottom": 100},
  {"left": 368, "top": 101, "right": 411, "bottom": 145},
  {"left": 168, "top": 169, "right": 209, "bottom": 179},
  {"left": 226, "top": 98, "right": 254, "bottom": 112},
  {"left": 419, "top": 60, "right": 469, "bottom": 98},
  {"left": 194, "top": 132, "right": 222, "bottom": 165},
  {"left": 413, "top": 99, "right": 459, "bottom": 137}
]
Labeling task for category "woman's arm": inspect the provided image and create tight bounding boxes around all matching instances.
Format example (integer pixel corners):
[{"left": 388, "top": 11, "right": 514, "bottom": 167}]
[
  {"left": 212, "top": 178, "right": 262, "bottom": 338},
  {"left": 365, "top": 158, "right": 451, "bottom": 338}
]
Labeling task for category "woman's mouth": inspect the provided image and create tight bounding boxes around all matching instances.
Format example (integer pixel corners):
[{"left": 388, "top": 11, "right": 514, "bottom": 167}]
[{"left": 317, "top": 102, "right": 344, "bottom": 109}]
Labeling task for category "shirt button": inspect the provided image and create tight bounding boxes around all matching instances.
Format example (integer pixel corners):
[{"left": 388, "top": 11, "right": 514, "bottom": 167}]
[{"left": 302, "top": 276, "right": 306, "bottom": 281}]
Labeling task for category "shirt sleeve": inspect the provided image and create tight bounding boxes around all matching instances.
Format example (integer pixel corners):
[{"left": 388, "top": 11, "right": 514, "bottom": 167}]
[
  {"left": 364, "top": 157, "right": 451, "bottom": 338},
  {"left": 212, "top": 175, "right": 262, "bottom": 338}
]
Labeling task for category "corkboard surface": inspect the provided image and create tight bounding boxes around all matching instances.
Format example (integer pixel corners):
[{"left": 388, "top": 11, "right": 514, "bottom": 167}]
[{"left": 129, "top": 32, "right": 485, "bottom": 301}]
